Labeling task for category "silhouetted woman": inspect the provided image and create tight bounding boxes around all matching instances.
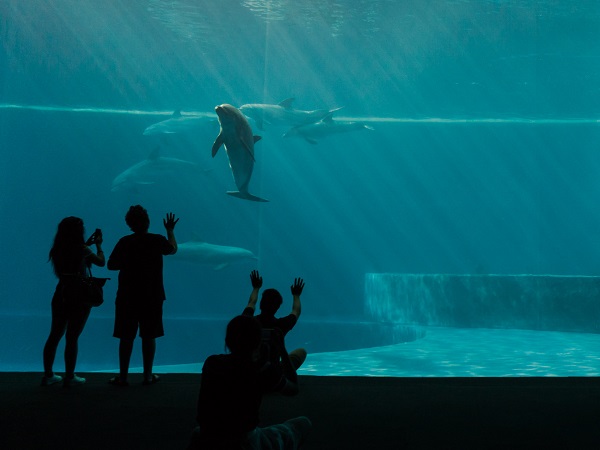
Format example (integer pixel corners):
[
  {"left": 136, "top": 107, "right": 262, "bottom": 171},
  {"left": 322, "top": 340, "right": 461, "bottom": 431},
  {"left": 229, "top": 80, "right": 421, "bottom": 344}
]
[{"left": 42, "top": 217, "right": 105, "bottom": 387}]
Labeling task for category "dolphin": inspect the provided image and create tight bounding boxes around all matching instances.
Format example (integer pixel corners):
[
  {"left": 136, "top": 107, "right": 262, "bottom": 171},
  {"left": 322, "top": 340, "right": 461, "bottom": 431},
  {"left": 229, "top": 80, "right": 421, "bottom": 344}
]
[
  {"left": 212, "top": 103, "right": 268, "bottom": 202},
  {"left": 171, "top": 238, "right": 257, "bottom": 270},
  {"left": 282, "top": 113, "right": 374, "bottom": 144},
  {"left": 239, "top": 98, "right": 343, "bottom": 130},
  {"left": 111, "top": 146, "right": 199, "bottom": 192},
  {"left": 143, "top": 110, "right": 218, "bottom": 136}
]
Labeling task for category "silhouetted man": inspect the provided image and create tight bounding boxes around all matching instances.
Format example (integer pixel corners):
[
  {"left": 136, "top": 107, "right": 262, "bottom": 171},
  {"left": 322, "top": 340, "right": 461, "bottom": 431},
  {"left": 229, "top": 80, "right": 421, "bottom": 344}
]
[
  {"left": 107, "top": 205, "right": 178, "bottom": 386},
  {"left": 243, "top": 270, "right": 307, "bottom": 370}
]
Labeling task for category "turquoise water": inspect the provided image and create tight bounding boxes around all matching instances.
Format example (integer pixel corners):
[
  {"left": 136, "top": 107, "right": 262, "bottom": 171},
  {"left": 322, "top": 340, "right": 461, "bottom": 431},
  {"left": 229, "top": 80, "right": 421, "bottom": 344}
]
[
  {"left": 154, "top": 327, "right": 600, "bottom": 377},
  {"left": 1, "top": 0, "right": 600, "bottom": 374}
]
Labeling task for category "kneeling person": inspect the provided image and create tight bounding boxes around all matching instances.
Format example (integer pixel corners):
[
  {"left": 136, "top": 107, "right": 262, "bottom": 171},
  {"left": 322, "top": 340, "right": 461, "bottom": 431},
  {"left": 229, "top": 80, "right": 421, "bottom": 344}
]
[
  {"left": 243, "top": 270, "right": 307, "bottom": 371},
  {"left": 189, "top": 315, "right": 311, "bottom": 449}
]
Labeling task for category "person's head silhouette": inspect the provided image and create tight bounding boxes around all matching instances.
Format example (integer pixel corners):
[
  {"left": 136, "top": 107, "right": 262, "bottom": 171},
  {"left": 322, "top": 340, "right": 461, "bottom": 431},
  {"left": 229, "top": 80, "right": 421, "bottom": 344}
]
[
  {"left": 125, "top": 205, "right": 150, "bottom": 233},
  {"left": 259, "top": 289, "right": 283, "bottom": 317},
  {"left": 225, "top": 315, "right": 262, "bottom": 356}
]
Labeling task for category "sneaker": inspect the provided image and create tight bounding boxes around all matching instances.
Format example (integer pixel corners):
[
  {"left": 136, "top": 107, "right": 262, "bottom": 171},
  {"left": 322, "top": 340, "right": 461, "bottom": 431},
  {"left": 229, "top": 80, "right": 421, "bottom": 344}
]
[
  {"left": 142, "top": 374, "right": 160, "bottom": 386},
  {"left": 63, "top": 375, "right": 86, "bottom": 387},
  {"left": 108, "top": 376, "right": 129, "bottom": 387},
  {"left": 41, "top": 374, "right": 62, "bottom": 386}
]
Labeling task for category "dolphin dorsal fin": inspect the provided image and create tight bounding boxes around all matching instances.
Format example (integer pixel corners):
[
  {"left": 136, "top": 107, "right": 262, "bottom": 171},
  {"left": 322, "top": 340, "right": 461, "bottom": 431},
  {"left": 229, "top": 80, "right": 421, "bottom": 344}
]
[
  {"left": 322, "top": 112, "right": 335, "bottom": 123},
  {"left": 173, "top": 110, "right": 182, "bottom": 118},
  {"left": 279, "top": 98, "right": 295, "bottom": 109},
  {"left": 148, "top": 146, "right": 161, "bottom": 160},
  {"left": 254, "top": 136, "right": 262, "bottom": 144}
]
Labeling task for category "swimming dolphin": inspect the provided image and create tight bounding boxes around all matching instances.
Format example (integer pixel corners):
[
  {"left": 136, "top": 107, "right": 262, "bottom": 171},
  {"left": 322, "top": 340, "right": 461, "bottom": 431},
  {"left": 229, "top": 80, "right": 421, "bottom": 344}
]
[
  {"left": 111, "top": 147, "right": 199, "bottom": 192},
  {"left": 212, "top": 103, "right": 268, "bottom": 202},
  {"left": 143, "top": 110, "right": 217, "bottom": 136},
  {"left": 172, "top": 238, "right": 257, "bottom": 270},
  {"left": 282, "top": 113, "right": 374, "bottom": 144},
  {"left": 239, "top": 98, "right": 343, "bottom": 130}
]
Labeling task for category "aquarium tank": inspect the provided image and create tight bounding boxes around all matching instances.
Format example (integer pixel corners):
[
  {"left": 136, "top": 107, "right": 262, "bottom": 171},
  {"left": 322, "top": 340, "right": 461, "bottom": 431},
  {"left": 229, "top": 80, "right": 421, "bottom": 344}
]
[{"left": 1, "top": 0, "right": 600, "bottom": 376}]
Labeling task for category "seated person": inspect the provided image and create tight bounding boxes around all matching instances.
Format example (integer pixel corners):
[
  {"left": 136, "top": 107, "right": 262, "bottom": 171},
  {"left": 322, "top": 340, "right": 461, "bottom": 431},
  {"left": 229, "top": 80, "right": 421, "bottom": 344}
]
[
  {"left": 242, "top": 271, "right": 307, "bottom": 370},
  {"left": 189, "top": 315, "right": 311, "bottom": 450}
]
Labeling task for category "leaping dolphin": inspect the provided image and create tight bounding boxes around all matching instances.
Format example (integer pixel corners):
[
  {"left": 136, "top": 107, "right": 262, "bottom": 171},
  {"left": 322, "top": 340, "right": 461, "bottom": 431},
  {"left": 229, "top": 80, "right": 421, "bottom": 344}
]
[
  {"left": 283, "top": 113, "right": 374, "bottom": 144},
  {"left": 212, "top": 103, "right": 268, "bottom": 202},
  {"left": 143, "top": 110, "right": 217, "bottom": 136},
  {"left": 172, "top": 238, "right": 257, "bottom": 270},
  {"left": 239, "top": 98, "right": 343, "bottom": 130}
]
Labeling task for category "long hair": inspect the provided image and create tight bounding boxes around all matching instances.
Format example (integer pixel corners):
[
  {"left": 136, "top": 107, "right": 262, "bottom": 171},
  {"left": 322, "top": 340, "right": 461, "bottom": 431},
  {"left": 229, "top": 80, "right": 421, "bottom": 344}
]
[{"left": 49, "top": 216, "right": 85, "bottom": 277}]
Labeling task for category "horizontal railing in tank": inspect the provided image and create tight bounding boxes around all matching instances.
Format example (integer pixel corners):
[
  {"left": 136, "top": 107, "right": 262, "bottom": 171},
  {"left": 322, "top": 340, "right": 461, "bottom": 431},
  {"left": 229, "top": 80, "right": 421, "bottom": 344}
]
[
  {"left": 2, "top": 104, "right": 600, "bottom": 124},
  {"left": 364, "top": 274, "right": 600, "bottom": 334}
]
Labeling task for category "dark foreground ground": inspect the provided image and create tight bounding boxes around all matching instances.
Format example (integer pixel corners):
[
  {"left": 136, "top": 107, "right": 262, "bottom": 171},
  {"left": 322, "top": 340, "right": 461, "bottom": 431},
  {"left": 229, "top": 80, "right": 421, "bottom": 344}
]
[{"left": 1, "top": 373, "right": 599, "bottom": 449}]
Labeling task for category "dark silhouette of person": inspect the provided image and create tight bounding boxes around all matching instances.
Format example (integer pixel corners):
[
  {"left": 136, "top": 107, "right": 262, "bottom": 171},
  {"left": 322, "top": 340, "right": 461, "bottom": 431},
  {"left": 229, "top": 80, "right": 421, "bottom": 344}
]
[
  {"left": 188, "top": 315, "right": 311, "bottom": 450},
  {"left": 243, "top": 270, "right": 307, "bottom": 371},
  {"left": 42, "top": 217, "right": 105, "bottom": 387},
  {"left": 107, "top": 205, "right": 178, "bottom": 386}
]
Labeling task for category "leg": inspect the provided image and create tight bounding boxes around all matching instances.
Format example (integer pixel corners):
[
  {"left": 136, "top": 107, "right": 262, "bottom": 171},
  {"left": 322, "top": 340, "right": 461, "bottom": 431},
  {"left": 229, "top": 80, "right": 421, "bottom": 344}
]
[
  {"left": 288, "top": 348, "right": 307, "bottom": 371},
  {"left": 142, "top": 338, "right": 156, "bottom": 381},
  {"left": 113, "top": 301, "right": 138, "bottom": 384},
  {"left": 64, "top": 306, "right": 91, "bottom": 378},
  {"left": 119, "top": 338, "right": 134, "bottom": 383},
  {"left": 252, "top": 416, "right": 312, "bottom": 450},
  {"left": 285, "top": 416, "right": 312, "bottom": 448},
  {"left": 139, "top": 301, "right": 164, "bottom": 383},
  {"left": 43, "top": 304, "right": 67, "bottom": 377}
]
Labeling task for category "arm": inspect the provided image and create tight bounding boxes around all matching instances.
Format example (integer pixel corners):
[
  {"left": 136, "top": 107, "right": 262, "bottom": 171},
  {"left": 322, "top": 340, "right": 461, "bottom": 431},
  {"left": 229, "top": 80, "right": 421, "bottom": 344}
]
[
  {"left": 85, "top": 229, "right": 105, "bottom": 267},
  {"left": 245, "top": 270, "right": 263, "bottom": 312},
  {"left": 106, "top": 239, "right": 121, "bottom": 271},
  {"left": 163, "top": 212, "right": 179, "bottom": 254},
  {"left": 290, "top": 277, "right": 304, "bottom": 319},
  {"left": 106, "top": 253, "right": 118, "bottom": 271}
]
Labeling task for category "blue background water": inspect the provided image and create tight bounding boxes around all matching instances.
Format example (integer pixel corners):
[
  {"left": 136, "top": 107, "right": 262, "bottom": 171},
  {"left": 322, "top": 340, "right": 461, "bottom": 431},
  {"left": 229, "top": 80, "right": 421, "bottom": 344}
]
[{"left": 1, "top": 0, "right": 600, "bottom": 372}]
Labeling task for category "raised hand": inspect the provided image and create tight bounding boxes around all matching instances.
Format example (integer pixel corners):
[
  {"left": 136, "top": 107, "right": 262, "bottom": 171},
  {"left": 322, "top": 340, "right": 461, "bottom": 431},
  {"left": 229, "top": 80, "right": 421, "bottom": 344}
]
[
  {"left": 85, "top": 233, "right": 95, "bottom": 246},
  {"left": 94, "top": 229, "right": 103, "bottom": 245},
  {"left": 163, "top": 212, "right": 179, "bottom": 231},
  {"left": 290, "top": 277, "right": 305, "bottom": 296},
  {"left": 250, "top": 270, "right": 263, "bottom": 289}
]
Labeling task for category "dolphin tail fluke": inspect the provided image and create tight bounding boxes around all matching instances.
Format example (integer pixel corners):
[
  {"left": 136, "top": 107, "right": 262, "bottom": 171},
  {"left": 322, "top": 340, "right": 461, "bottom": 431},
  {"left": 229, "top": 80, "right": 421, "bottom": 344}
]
[{"left": 227, "top": 191, "right": 269, "bottom": 202}]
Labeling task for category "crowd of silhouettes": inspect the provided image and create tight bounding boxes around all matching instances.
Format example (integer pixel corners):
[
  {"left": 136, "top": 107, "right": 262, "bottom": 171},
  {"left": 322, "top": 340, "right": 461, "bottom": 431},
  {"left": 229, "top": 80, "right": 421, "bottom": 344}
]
[{"left": 42, "top": 206, "right": 311, "bottom": 448}]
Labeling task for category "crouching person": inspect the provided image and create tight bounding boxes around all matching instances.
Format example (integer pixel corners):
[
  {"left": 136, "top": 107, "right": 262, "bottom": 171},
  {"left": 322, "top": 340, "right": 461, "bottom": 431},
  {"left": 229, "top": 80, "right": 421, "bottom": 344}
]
[{"left": 188, "top": 315, "right": 311, "bottom": 450}]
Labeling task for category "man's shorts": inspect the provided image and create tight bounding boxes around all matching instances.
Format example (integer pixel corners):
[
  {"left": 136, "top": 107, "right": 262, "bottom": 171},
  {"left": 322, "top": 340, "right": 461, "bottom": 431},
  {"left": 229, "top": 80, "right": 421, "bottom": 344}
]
[{"left": 113, "top": 299, "right": 164, "bottom": 340}]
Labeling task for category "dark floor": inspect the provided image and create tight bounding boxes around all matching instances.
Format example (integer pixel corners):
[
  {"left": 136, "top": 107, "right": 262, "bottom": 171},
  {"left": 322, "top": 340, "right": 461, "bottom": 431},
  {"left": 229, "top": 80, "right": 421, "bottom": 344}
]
[{"left": 1, "top": 373, "right": 599, "bottom": 449}]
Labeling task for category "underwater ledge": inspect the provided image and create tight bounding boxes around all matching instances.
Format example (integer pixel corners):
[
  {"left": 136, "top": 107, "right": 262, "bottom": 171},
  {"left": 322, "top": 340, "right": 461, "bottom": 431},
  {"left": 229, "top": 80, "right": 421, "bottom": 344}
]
[{"left": 365, "top": 273, "right": 600, "bottom": 333}]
